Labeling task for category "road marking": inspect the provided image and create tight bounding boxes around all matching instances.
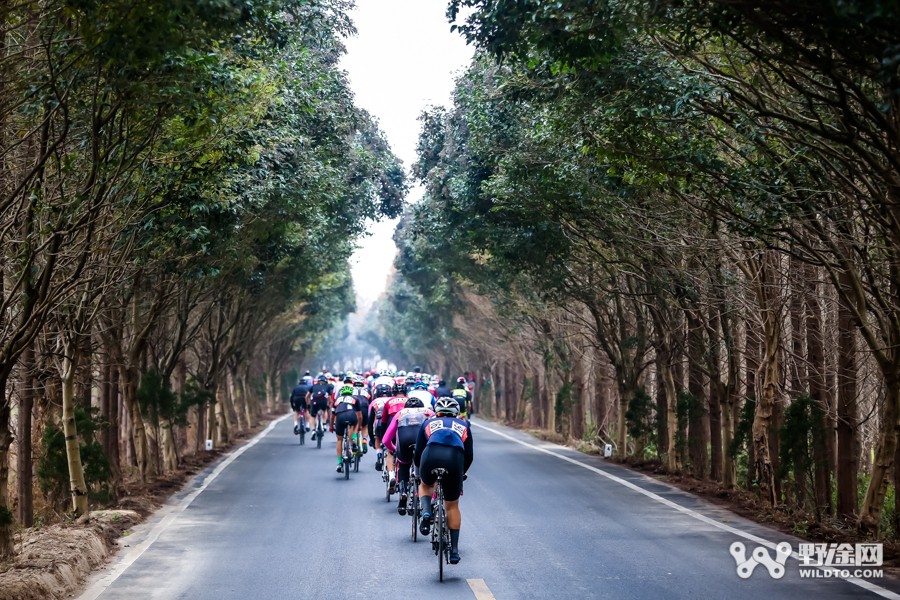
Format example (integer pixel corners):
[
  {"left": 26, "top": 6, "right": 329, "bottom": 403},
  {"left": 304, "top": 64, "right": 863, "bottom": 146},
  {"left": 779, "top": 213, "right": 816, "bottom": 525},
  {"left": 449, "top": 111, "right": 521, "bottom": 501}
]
[
  {"left": 467, "top": 578, "right": 497, "bottom": 599},
  {"left": 78, "top": 414, "right": 291, "bottom": 600},
  {"left": 472, "top": 420, "right": 900, "bottom": 600}
]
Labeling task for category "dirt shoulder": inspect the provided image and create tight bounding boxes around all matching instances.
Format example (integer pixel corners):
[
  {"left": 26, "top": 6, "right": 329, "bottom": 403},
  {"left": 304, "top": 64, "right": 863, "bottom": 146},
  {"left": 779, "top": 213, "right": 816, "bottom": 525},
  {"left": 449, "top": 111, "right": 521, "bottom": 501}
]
[{"left": 0, "top": 411, "right": 285, "bottom": 600}]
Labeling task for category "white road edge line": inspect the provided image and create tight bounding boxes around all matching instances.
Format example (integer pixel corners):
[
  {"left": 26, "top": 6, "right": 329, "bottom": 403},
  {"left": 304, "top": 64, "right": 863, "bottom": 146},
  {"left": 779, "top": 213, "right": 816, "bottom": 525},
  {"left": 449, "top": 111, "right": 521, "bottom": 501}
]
[
  {"left": 472, "top": 420, "right": 900, "bottom": 599},
  {"left": 78, "top": 414, "right": 291, "bottom": 600}
]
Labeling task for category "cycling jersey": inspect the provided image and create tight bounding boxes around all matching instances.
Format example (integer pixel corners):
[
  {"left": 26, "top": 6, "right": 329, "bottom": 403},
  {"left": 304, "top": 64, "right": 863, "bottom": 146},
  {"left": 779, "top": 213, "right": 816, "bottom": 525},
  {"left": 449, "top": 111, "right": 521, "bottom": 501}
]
[
  {"left": 333, "top": 394, "right": 359, "bottom": 414},
  {"left": 290, "top": 384, "right": 309, "bottom": 409},
  {"left": 384, "top": 396, "right": 407, "bottom": 420},
  {"left": 408, "top": 389, "right": 433, "bottom": 407},
  {"left": 383, "top": 406, "right": 435, "bottom": 453}
]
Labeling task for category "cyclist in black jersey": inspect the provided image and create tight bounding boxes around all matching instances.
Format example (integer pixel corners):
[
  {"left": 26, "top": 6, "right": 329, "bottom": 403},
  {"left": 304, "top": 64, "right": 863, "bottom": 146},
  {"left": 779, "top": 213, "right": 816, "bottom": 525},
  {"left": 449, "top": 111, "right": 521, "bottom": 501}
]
[
  {"left": 331, "top": 385, "right": 362, "bottom": 473},
  {"left": 307, "top": 375, "right": 332, "bottom": 439},
  {"left": 289, "top": 380, "right": 310, "bottom": 434}
]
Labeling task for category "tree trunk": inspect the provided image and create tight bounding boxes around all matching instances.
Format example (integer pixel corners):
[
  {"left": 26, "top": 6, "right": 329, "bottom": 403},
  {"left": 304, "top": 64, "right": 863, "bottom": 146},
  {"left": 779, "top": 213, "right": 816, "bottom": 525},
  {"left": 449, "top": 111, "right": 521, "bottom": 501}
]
[
  {"left": 804, "top": 262, "right": 832, "bottom": 517},
  {"left": 61, "top": 350, "right": 89, "bottom": 516},
  {"left": 0, "top": 376, "right": 15, "bottom": 559},
  {"left": 206, "top": 382, "right": 218, "bottom": 447},
  {"left": 121, "top": 367, "right": 152, "bottom": 481},
  {"left": 686, "top": 310, "right": 709, "bottom": 478},
  {"left": 836, "top": 272, "right": 859, "bottom": 519},
  {"left": 745, "top": 319, "right": 760, "bottom": 490},
  {"left": 17, "top": 342, "right": 35, "bottom": 526},
  {"left": 752, "top": 251, "right": 781, "bottom": 507}
]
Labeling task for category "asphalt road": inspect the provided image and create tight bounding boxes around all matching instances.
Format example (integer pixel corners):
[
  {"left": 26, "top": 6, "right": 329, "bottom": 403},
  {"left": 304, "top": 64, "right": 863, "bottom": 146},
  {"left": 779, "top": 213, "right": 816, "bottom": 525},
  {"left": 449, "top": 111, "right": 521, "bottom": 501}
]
[{"left": 79, "top": 416, "right": 900, "bottom": 600}]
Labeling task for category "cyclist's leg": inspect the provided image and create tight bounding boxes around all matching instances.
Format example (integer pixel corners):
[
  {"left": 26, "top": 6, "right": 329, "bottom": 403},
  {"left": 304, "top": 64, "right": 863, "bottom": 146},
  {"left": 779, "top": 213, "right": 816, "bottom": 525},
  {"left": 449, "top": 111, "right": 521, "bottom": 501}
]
[
  {"left": 441, "top": 449, "right": 465, "bottom": 562},
  {"left": 335, "top": 416, "right": 345, "bottom": 470}
]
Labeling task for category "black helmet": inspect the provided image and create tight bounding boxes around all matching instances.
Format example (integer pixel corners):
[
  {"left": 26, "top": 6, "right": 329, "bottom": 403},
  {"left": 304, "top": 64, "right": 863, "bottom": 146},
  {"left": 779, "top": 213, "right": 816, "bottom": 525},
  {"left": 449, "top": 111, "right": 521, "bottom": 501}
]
[
  {"left": 392, "top": 381, "right": 407, "bottom": 395},
  {"left": 405, "top": 397, "right": 424, "bottom": 408},
  {"left": 374, "top": 384, "right": 392, "bottom": 398},
  {"left": 317, "top": 375, "right": 327, "bottom": 383}
]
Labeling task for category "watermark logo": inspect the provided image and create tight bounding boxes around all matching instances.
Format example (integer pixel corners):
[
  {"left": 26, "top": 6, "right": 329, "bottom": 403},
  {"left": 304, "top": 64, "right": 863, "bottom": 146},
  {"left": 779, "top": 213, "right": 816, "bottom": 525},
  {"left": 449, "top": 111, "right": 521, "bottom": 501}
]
[
  {"left": 730, "top": 541, "right": 791, "bottom": 579},
  {"left": 730, "top": 541, "right": 884, "bottom": 580}
]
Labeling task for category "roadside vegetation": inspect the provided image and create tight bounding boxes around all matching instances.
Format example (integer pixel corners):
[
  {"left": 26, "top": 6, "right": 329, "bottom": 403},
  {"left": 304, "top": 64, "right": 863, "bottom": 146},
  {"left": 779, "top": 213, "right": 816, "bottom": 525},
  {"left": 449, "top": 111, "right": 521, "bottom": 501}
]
[
  {"left": 365, "top": 0, "right": 900, "bottom": 540},
  {"left": 0, "top": 0, "right": 405, "bottom": 559}
]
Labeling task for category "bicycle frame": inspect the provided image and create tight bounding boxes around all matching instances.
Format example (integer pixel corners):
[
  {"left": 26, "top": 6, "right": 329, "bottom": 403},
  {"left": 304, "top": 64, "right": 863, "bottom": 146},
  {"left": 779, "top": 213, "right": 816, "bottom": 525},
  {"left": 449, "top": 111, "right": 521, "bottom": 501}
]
[{"left": 410, "top": 455, "right": 420, "bottom": 542}]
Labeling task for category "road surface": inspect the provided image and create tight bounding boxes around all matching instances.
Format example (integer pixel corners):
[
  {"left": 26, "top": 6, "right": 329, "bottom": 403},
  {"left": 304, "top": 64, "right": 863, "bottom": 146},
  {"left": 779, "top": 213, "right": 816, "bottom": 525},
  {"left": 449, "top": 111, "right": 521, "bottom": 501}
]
[{"left": 78, "top": 416, "right": 900, "bottom": 599}]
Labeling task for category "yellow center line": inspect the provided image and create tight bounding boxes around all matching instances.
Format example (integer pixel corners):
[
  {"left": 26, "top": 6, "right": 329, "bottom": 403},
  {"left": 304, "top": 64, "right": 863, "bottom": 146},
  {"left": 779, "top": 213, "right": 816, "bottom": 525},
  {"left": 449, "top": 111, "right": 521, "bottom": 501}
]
[{"left": 467, "top": 578, "right": 497, "bottom": 600}]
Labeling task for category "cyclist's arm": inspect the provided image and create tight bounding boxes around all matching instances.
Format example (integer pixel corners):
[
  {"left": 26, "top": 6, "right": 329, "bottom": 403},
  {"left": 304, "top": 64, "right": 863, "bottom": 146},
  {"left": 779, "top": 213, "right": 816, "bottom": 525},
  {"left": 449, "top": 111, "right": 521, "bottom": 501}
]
[
  {"left": 383, "top": 417, "right": 399, "bottom": 453},
  {"left": 463, "top": 425, "right": 474, "bottom": 472}
]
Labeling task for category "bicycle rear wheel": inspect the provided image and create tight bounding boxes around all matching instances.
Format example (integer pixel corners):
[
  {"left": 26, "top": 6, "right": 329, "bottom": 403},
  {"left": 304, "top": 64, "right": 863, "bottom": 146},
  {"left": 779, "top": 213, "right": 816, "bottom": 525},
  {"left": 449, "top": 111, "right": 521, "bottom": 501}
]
[
  {"left": 316, "top": 423, "right": 322, "bottom": 449},
  {"left": 437, "top": 507, "right": 445, "bottom": 581},
  {"left": 411, "top": 489, "right": 419, "bottom": 542}
]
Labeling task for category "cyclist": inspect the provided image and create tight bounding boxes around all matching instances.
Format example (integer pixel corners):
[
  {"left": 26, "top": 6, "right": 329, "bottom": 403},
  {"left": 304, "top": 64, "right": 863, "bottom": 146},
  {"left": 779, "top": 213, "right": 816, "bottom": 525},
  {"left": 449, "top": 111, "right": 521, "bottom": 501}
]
[
  {"left": 381, "top": 381, "right": 409, "bottom": 494},
  {"left": 369, "top": 382, "right": 393, "bottom": 471},
  {"left": 415, "top": 398, "right": 473, "bottom": 565},
  {"left": 331, "top": 385, "right": 362, "bottom": 473},
  {"left": 383, "top": 397, "right": 434, "bottom": 515},
  {"left": 408, "top": 380, "right": 433, "bottom": 408},
  {"left": 307, "top": 375, "right": 332, "bottom": 440},
  {"left": 352, "top": 376, "right": 371, "bottom": 454},
  {"left": 289, "top": 379, "right": 310, "bottom": 434},
  {"left": 451, "top": 377, "right": 472, "bottom": 420},
  {"left": 433, "top": 379, "right": 452, "bottom": 405}
]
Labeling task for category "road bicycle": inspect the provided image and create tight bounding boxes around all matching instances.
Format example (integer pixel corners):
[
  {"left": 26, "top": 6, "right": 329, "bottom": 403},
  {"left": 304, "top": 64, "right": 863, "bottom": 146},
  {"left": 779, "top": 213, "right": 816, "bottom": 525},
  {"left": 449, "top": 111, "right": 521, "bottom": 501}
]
[
  {"left": 355, "top": 434, "right": 362, "bottom": 472},
  {"left": 409, "top": 447, "right": 420, "bottom": 542},
  {"left": 295, "top": 409, "right": 306, "bottom": 446},
  {"left": 382, "top": 454, "right": 394, "bottom": 502},
  {"left": 429, "top": 468, "right": 451, "bottom": 581},
  {"left": 314, "top": 411, "right": 326, "bottom": 449},
  {"left": 341, "top": 426, "right": 353, "bottom": 480}
]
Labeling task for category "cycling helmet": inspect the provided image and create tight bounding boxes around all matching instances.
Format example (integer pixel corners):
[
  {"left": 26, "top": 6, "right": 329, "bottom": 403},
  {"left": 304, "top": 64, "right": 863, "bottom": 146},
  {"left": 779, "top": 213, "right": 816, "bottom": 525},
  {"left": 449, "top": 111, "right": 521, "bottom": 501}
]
[
  {"left": 340, "top": 385, "right": 354, "bottom": 396},
  {"left": 457, "top": 377, "right": 466, "bottom": 384},
  {"left": 317, "top": 375, "right": 327, "bottom": 383},
  {"left": 435, "top": 397, "right": 460, "bottom": 417},
  {"left": 413, "top": 381, "right": 428, "bottom": 390},
  {"left": 397, "top": 370, "right": 407, "bottom": 378},
  {"left": 405, "top": 397, "right": 424, "bottom": 408},
  {"left": 380, "top": 368, "right": 391, "bottom": 377},
  {"left": 353, "top": 377, "right": 365, "bottom": 387},
  {"left": 392, "top": 382, "right": 407, "bottom": 395},
  {"left": 374, "top": 384, "right": 392, "bottom": 398}
]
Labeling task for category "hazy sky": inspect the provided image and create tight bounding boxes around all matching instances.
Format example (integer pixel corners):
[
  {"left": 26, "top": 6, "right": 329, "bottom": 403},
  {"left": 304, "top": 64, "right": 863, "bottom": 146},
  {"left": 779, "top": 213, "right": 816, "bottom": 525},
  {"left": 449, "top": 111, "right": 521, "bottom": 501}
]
[{"left": 342, "top": 0, "right": 473, "bottom": 311}]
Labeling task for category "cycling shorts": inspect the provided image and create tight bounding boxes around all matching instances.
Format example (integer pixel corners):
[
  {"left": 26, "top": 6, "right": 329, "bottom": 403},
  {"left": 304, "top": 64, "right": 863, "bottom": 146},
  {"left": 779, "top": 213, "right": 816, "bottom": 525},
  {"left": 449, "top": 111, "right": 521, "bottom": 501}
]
[
  {"left": 395, "top": 426, "right": 418, "bottom": 464},
  {"left": 419, "top": 443, "right": 465, "bottom": 501},
  {"left": 375, "top": 413, "right": 393, "bottom": 441},
  {"left": 290, "top": 399, "right": 307, "bottom": 412},
  {"left": 310, "top": 398, "right": 329, "bottom": 417},
  {"left": 334, "top": 412, "right": 358, "bottom": 437},
  {"left": 357, "top": 400, "right": 370, "bottom": 427}
]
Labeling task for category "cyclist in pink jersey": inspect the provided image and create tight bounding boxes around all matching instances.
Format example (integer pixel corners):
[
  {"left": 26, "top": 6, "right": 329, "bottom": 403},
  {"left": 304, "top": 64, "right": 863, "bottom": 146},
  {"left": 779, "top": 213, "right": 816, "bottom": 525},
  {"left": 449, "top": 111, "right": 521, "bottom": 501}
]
[
  {"left": 383, "top": 397, "right": 434, "bottom": 515},
  {"left": 369, "top": 384, "right": 393, "bottom": 471},
  {"left": 380, "top": 381, "right": 409, "bottom": 494}
]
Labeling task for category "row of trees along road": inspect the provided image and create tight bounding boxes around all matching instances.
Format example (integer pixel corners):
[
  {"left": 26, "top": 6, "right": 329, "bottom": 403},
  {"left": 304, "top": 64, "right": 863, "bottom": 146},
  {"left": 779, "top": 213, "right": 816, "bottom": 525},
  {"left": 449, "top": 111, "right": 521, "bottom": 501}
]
[
  {"left": 0, "top": 0, "right": 406, "bottom": 558},
  {"left": 365, "top": 1, "right": 900, "bottom": 538}
]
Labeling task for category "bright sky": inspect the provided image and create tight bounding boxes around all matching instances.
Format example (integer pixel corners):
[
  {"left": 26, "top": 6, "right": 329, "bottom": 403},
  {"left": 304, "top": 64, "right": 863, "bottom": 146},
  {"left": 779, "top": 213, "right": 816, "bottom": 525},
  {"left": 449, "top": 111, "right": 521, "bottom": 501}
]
[{"left": 342, "top": 0, "right": 473, "bottom": 312}]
